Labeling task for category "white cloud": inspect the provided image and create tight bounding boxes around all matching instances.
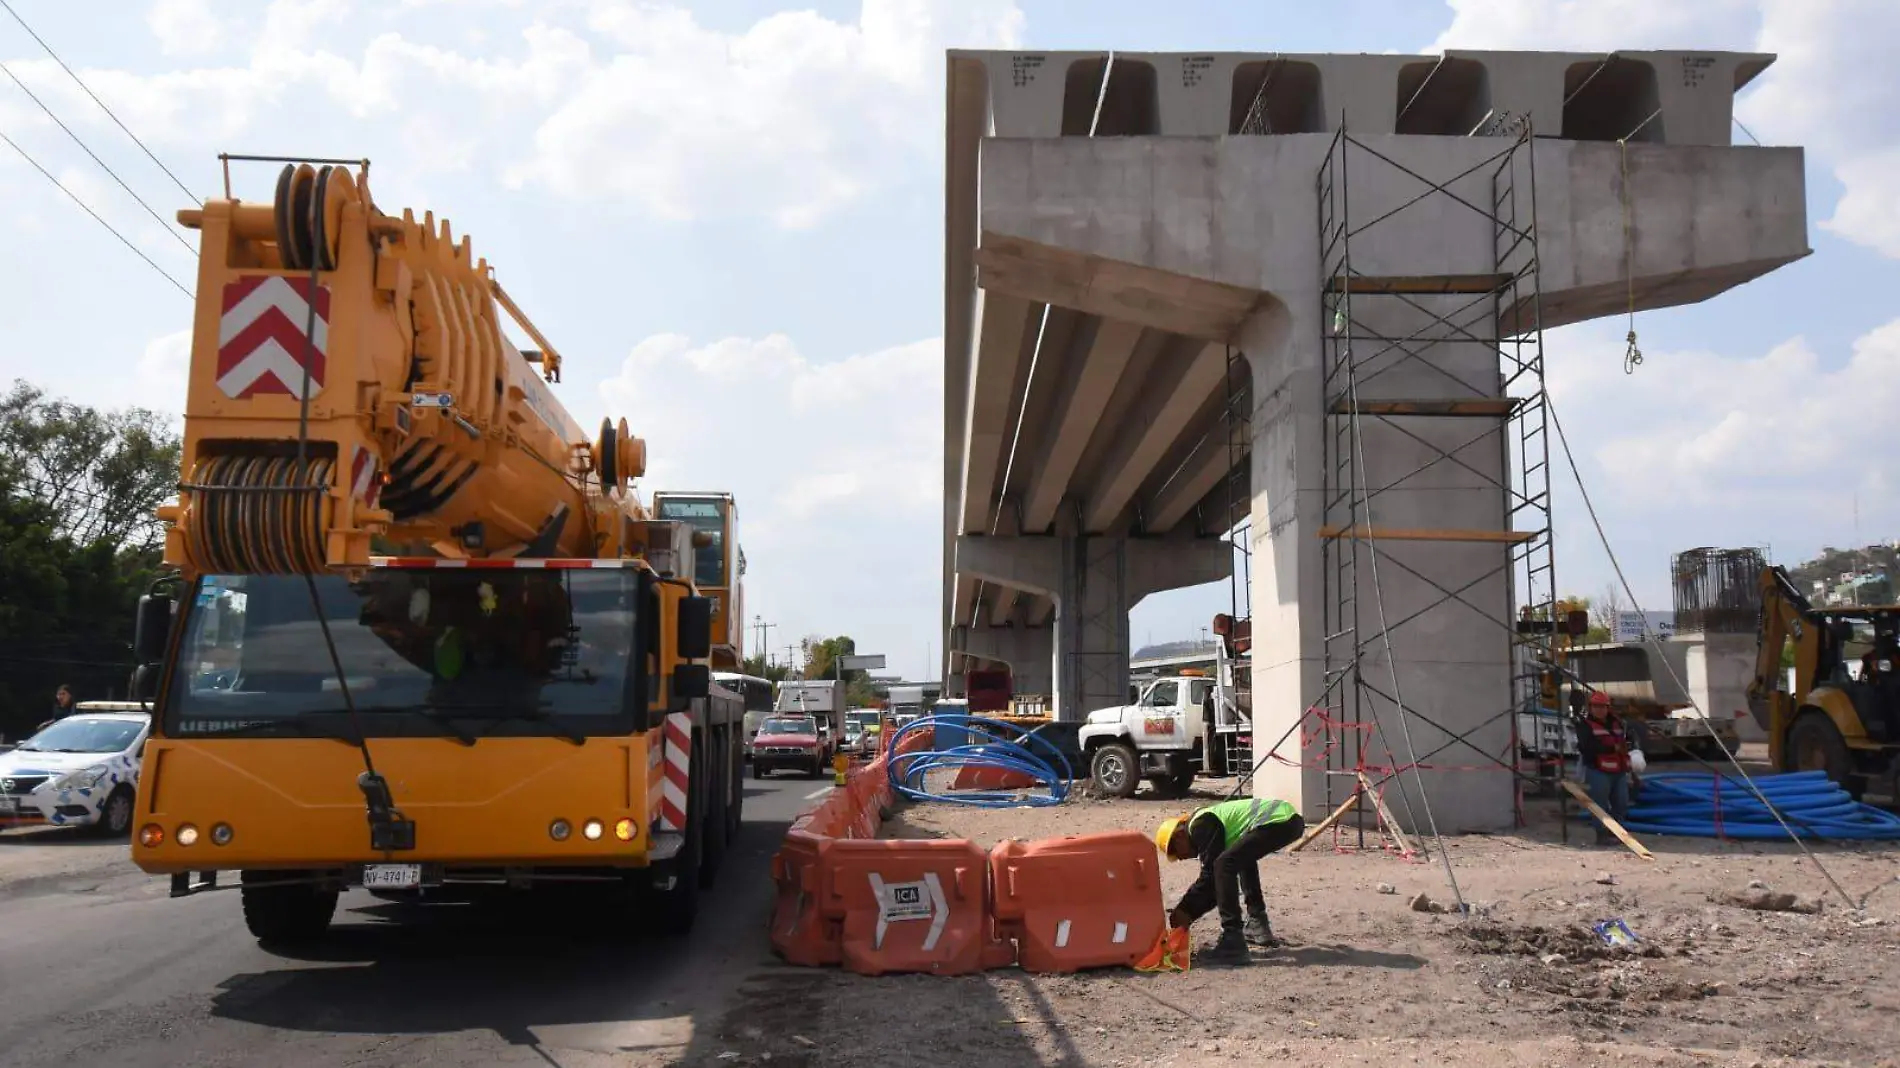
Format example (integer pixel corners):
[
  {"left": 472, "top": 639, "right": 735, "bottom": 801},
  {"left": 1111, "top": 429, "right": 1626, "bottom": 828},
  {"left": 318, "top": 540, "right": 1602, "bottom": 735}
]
[
  {"left": 599, "top": 332, "right": 943, "bottom": 674},
  {"left": 147, "top": 0, "right": 226, "bottom": 57},
  {"left": 7, "top": 0, "right": 1024, "bottom": 228},
  {"left": 1546, "top": 318, "right": 1900, "bottom": 603},
  {"left": 1431, "top": 0, "right": 1900, "bottom": 263},
  {"left": 1430, "top": 0, "right": 1757, "bottom": 51}
]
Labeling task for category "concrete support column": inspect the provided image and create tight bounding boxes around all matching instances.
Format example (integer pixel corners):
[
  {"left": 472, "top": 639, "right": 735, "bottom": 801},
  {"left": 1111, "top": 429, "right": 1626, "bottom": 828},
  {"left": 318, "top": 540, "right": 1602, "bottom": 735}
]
[
  {"left": 955, "top": 533, "right": 1230, "bottom": 721},
  {"left": 950, "top": 625, "right": 1054, "bottom": 699},
  {"left": 1240, "top": 303, "right": 1327, "bottom": 813},
  {"left": 1686, "top": 633, "right": 1763, "bottom": 743},
  {"left": 1245, "top": 287, "right": 1521, "bottom": 832},
  {"left": 1055, "top": 534, "right": 1130, "bottom": 724}
]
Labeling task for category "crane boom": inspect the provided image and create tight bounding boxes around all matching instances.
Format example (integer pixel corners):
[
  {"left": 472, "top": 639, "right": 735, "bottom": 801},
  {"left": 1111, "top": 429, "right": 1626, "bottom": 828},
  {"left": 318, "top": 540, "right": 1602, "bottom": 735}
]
[{"left": 162, "top": 161, "right": 647, "bottom": 573}]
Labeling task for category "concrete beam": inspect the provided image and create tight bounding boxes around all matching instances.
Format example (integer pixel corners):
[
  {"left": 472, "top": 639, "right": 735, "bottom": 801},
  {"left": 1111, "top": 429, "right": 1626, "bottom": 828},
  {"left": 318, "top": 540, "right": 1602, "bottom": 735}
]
[
  {"left": 1084, "top": 340, "right": 1230, "bottom": 532},
  {"left": 1128, "top": 537, "right": 1234, "bottom": 601},
  {"left": 1023, "top": 318, "right": 1146, "bottom": 532},
  {"left": 1025, "top": 594, "right": 1054, "bottom": 627},
  {"left": 978, "top": 137, "right": 1808, "bottom": 334},
  {"left": 959, "top": 290, "right": 1037, "bottom": 533},
  {"left": 1145, "top": 432, "right": 1238, "bottom": 535},
  {"left": 977, "top": 233, "right": 1263, "bottom": 341},
  {"left": 988, "top": 587, "right": 1021, "bottom": 628},
  {"left": 952, "top": 571, "right": 979, "bottom": 629},
  {"left": 954, "top": 534, "right": 1061, "bottom": 599}
]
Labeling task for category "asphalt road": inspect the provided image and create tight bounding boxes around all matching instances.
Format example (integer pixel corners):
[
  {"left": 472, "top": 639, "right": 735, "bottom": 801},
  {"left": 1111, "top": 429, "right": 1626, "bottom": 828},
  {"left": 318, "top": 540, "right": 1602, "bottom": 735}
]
[{"left": 0, "top": 773, "right": 832, "bottom": 1068}]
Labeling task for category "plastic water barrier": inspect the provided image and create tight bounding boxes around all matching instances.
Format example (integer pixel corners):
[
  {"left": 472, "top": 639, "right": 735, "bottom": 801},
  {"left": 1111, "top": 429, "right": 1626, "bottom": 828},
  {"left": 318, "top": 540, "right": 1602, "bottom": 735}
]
[{"left": 767, "top": 727, "right": 1164, "bottom": 976}]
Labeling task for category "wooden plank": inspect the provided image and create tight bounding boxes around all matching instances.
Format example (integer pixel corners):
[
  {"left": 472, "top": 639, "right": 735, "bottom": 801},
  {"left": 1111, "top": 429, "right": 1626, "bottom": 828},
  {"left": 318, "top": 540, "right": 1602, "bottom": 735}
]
[
  {"left": 1560, "top": 779, "right": 1654, "bottom": 861},
  {"left": 1357, "top": 772, "right": 1418, "bottom": 857},
  {"left": 1326, "top": 272, "right": 1513, "bottom": 296},
  {"left": 1328, "top": 397, "right": 1518, "bottom": 417},
  {"left": 1318, "top": 524, "right": 1536, "bottom": 544},
  {"left": 1291, "top": 791, "right": 1363, "bottom": 852}
]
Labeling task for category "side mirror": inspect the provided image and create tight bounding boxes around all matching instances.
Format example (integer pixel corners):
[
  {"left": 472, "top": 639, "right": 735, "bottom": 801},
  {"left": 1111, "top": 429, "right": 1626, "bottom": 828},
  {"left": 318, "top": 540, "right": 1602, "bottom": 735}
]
[
  {"left": 134, "top": 593, "right": 174, "bottom": 663},
  {"left": 678, "top": 596, "right": 713, "bottom": 660},
  {"left": 129, "top": 663, "right": 161, "bottom": 702},
  {"left": 673, "top": 664, "right": 710, "bottom": 700}
]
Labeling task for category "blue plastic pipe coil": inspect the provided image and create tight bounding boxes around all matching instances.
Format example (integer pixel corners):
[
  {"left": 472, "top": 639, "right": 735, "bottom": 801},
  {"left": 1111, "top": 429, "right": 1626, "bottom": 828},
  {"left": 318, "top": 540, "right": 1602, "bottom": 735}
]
[
  {"left": 886, "top": 713, "right": 1072, "bottom": 808},
  {"left": 1614, "top": 770, "right": 1900, "bottom": 840}
]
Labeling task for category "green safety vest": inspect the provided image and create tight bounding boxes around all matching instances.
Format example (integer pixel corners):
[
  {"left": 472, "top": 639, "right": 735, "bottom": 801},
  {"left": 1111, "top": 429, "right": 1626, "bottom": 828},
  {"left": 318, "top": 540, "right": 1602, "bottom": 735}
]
[{"left": 1194, "top": 797, "right": 1295, "bottom": 849}]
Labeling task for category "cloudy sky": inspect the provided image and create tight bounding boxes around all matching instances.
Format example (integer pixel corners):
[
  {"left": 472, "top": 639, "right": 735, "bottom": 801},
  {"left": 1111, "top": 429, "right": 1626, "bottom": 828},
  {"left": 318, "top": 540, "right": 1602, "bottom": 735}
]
[{"left": 0, "top": 0, "right": 1894, "bottom": 680}]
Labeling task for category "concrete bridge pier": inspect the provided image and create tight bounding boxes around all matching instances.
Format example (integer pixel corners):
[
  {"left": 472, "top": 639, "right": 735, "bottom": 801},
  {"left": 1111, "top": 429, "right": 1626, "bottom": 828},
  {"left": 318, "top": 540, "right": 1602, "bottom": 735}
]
[{"left": 953, "top": 533, "right": 1230, "bottom": 719}]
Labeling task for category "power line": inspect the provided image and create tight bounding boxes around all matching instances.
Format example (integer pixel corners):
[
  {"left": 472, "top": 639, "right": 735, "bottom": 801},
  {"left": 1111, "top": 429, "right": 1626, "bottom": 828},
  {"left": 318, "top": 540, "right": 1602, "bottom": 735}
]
[
  {"left": 0, "top": 0, "right": 199, "bottom": 202},
  {"left": 0, "top": 125, "right": 192, "bottom": 298},
  {"left": 0, "top": 56, "right": 194, "bottom": 252}
]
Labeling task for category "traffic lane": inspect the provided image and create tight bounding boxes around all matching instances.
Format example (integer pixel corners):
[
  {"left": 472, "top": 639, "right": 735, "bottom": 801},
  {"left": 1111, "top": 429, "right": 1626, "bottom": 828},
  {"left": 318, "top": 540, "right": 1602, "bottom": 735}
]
[
  {"left": 0, "top": 825, "right": 130, "bottom": 890},
  {"left": 0, "top": 774, "right": 820, "bottom": 1068}
]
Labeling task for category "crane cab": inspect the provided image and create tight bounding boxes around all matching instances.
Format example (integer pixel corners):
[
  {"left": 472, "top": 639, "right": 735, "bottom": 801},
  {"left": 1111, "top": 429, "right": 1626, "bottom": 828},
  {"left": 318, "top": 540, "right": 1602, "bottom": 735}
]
[{"left": 650, "top": 492, "right": 743, "bottom": 668}]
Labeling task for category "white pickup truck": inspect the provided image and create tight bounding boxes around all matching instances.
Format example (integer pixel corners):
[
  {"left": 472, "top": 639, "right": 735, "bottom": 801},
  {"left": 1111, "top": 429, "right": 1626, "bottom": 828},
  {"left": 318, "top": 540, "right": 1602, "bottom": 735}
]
[{"left": 1077, "top": 672, "right": 1249, "bottom": 798}]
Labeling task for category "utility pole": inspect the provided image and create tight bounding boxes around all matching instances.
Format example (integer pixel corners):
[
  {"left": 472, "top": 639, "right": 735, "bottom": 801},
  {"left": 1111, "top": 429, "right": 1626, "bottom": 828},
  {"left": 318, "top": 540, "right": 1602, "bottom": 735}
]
[{"left": 753, "top": 615, "right": 776, "bottom": 667}]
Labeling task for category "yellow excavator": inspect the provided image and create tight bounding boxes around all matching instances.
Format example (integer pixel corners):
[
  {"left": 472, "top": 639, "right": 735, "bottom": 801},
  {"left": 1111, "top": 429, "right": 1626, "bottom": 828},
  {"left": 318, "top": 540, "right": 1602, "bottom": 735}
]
[{"left": 1747, "top": 565, "right": 1900, "bottom": 800}]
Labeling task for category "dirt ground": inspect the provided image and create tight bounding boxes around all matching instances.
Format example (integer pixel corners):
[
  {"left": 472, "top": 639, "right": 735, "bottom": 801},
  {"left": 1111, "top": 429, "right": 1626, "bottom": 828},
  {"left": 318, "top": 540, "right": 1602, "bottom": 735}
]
[{"left": 736, "top": 773, "right": 1900, "bottom": 1068}]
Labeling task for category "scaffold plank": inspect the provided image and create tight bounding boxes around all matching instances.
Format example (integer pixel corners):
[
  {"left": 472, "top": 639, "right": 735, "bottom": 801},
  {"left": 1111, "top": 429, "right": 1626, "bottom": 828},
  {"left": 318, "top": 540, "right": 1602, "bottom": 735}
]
[
  {"left": 1319, "top": 524, "right": 1535, "bottom": 544},
  {"left": 1328, "top": 397, "right": 1519, "bottom": 417},
  {"left": 1325, "top": 272, "right": 1513, "bottom": 295}
]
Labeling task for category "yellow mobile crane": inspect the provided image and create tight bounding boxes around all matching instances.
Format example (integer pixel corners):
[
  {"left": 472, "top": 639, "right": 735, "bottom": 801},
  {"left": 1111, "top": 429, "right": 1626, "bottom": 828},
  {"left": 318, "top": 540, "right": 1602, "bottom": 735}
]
[
  {"left": 1747, "top": 565, "right": 1900, "bottom": 800},
  {"left": 127, "top": 156, "right": 745, "bottom": 944}
]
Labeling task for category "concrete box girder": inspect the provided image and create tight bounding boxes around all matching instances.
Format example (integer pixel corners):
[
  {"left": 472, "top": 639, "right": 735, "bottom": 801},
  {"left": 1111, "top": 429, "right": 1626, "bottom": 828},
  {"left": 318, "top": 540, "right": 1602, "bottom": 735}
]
[{"left": 952, "top": 49, "right": 1773, "bottom": 146}]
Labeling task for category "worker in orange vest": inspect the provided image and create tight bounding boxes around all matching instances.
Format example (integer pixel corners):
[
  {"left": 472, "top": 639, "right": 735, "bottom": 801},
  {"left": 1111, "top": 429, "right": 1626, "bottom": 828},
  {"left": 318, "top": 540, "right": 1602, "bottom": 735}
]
[
  {"left": 1577, "top": 691, "right": 1633, "bottom": 846},
  {"left": 1155, "top": 797, "right": 1305, "bottom": 963}
]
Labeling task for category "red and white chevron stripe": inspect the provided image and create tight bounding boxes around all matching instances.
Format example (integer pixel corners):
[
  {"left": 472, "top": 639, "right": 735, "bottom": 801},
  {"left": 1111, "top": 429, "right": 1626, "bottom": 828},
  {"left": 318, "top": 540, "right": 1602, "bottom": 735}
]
[
  {"left": 348, "top": 445, "right": 380, "bottom": 506},
  {"left": 659, "top": 712, "right": 692, "bottom": 832},
  {"left": 216, "top": 275, "right": 331, "bottom": 400},
  {"left": 647, "top": 732, "right": 664, "bottom": 828}
]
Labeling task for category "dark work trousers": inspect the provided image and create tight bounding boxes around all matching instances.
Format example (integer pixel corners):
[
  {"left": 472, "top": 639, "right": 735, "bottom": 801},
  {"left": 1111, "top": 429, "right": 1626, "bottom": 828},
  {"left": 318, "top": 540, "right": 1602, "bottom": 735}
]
[{"left": 1215, "top": 815, "right": 1306, "bottom": 931}]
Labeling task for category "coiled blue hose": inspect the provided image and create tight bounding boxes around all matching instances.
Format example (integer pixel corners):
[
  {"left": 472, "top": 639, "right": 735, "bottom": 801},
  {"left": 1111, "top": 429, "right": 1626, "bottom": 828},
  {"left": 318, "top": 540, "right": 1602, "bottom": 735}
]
[
  {"left": 886, "top": 714, "right": 1072, "bottom": 808},
  {"left": 1616, "top": 770, "right": 1900, "bottom": 840}
]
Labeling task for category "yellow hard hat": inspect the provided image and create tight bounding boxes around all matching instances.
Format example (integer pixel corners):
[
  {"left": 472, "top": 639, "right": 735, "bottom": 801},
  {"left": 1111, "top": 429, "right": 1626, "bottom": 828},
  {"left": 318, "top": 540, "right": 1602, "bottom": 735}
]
[{"left": 1155, "top": 816, "right": 1187, "bottom": 858}]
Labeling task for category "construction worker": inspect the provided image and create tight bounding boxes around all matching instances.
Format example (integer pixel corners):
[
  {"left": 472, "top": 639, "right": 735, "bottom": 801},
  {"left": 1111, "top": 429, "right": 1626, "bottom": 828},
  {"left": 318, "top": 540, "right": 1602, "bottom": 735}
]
[
  {"left": 1576, "top": 690, "right": 1632, "bottom": 846},
  {"left": 1156, "top": 797, "right": 1305, "bottom": 963}
]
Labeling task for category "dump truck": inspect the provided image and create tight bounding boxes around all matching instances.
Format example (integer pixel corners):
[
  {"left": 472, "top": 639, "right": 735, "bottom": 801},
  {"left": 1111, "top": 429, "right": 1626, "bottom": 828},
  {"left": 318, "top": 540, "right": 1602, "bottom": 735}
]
[{"left": 126, "top": 157, "right": 744, "bottom": 945}]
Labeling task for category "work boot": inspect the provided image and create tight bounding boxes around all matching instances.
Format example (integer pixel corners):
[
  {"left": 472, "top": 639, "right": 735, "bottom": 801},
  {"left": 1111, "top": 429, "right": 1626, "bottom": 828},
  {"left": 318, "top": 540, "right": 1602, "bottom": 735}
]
[
  {"left": 1203, "top": 928, "right": 1251, "bottom": 964},
  {"left": 1243, "top": 916, "right": 1277, "bottom": 947}
]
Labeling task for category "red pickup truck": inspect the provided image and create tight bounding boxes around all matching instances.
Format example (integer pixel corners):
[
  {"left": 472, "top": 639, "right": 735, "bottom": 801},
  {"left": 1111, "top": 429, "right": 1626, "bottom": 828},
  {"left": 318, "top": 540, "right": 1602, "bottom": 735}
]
[{"left": 750, "top": 715, "right": 828, "bottom": 779}]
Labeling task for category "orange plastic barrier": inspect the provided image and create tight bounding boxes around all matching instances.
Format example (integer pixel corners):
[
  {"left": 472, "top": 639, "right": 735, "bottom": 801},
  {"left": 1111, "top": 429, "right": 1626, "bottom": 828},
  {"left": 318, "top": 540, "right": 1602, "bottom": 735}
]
[
  {"left": 769, "top": 826, "right": 841, "bottom": 966},
  {"left": 950, "top": 763, "right": 1039, "bottom": 791},
  {"left": 990, "top": 831, "right": 1165, "bottom": 974},
  {"left": 821, "top": 838, "right": 1001, "bottom": 976}
]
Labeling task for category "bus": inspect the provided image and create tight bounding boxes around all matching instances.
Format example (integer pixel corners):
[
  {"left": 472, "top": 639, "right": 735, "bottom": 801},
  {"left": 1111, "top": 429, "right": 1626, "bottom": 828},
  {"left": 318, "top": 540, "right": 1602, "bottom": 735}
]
[
  {"left": 651, "top": 493, "right": 743, "bottom": 668},
  {"left": 714, "top": 671, "right": 776, "bottom": 758}
]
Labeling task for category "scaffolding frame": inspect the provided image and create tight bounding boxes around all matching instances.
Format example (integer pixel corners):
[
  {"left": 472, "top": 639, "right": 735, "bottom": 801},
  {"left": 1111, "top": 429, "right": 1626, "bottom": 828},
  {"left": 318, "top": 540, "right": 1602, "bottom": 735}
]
[{"left": 1315, "top": 122, "right": 1556, "bottom": 837}]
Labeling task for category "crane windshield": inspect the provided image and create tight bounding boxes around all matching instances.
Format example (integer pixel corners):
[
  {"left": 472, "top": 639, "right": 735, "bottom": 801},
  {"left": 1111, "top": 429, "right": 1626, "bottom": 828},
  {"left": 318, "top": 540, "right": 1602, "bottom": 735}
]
[
  {"left": 164, "top": 569, "right": 641, "bottom": 741},
  {"left": 653, "top": 496, "right": 728, "bottom": 588}
]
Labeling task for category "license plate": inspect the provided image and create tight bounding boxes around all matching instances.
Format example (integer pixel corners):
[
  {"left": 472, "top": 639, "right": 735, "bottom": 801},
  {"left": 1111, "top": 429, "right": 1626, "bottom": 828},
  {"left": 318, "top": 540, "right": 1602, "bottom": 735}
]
[{"left": 362, "top": 863, "right": 421, "bottom": 890}]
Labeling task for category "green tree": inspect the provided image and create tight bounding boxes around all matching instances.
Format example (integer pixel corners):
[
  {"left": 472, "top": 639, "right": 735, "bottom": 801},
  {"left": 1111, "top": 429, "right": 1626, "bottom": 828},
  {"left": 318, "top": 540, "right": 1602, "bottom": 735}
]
[
  {"left": 801, "top": 635, "right": 881, "bottom": 707},
  {"left": 0, "top": 379, "right": 181, "bottom": 551},
  {"left": 0, "top": 384, "right": 180, "bottom": 739},
  {"left": 741, "top": 653, "right": 792, "bottom": 684}
]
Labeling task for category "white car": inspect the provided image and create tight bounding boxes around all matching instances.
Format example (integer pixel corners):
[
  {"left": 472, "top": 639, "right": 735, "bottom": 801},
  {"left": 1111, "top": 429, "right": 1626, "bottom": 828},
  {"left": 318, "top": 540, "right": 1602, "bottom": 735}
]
[{"left": 0, "top": 704, "right": 150, "bottom": 837}]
